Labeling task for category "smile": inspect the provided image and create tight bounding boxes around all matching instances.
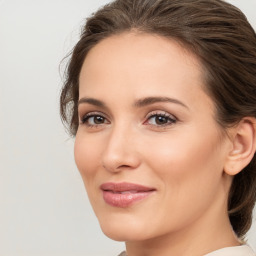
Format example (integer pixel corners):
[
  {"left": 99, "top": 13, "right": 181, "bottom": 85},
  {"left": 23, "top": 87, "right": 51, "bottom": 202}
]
[{"left": 100, "top": 182, "right": 156, "bottom": 208}]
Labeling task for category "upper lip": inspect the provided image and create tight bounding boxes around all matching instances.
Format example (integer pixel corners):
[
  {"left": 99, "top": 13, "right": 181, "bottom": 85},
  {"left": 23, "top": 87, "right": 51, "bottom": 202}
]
[{"left": 100, "top": 182, "right": 156, "bottom": 192}]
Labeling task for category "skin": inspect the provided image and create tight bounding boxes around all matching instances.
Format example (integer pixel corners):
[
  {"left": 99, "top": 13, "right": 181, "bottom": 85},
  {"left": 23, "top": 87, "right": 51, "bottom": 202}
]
[{"left": 75, "top": 32, "right": 241, "bottom": 256}]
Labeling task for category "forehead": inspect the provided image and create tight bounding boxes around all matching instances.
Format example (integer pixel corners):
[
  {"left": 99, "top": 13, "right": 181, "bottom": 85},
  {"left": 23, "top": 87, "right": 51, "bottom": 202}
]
[
  {"left": 81, "top": 32, "right": 201, "bottom": 76},
  {"left": 79, "top": 32, "right": 214, "bottom": 114},
  {"left": 80, "top": 33, "right": 202, "bottom": 87}
]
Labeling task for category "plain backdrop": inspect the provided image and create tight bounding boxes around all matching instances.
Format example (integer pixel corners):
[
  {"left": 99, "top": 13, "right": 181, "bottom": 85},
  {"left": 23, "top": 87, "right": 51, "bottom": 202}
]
[{"left": 0, "top": 0, "right": 255, "bottom": 255}]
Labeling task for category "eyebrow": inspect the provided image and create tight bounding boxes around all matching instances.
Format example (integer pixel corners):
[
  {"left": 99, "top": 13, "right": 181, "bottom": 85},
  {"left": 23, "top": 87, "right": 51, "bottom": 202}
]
[
  {"left": 134, "top": 96, "right": 189, "bottom": 109},
  {"left": 78, "top": 97, "right": 107, "bottom": 108},
  {"left": 78, "top": 96, "right": 189, "bottom": 109}
]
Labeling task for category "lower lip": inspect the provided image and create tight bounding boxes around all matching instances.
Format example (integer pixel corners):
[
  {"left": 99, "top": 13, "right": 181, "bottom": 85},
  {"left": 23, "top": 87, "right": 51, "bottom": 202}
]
[{"left": 102, "top": 191, "right": 154, "bottom": 208}]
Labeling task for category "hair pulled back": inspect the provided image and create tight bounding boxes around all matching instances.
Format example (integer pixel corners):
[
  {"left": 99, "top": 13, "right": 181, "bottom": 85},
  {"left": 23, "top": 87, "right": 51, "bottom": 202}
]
[{"left": 60, "top": 0, "right": 256, "bottom": 238}]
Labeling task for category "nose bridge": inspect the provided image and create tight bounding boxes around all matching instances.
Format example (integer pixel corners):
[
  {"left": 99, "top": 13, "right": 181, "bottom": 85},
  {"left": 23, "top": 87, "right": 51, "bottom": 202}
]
[{"left": 102, "top": 121, "right": 139, "bottom": 172}]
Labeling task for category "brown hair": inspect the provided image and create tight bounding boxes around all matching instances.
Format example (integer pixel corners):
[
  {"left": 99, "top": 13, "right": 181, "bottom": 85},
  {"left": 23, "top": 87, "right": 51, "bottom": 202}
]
[{"left": 60, "top": 0, "right": 256, "bottom": 238}]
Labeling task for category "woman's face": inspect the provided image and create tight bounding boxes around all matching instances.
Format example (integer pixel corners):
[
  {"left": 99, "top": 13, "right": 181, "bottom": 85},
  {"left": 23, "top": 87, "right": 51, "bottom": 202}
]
[{"left": 75, "top": 32, "right": 231, "bottom": 241}]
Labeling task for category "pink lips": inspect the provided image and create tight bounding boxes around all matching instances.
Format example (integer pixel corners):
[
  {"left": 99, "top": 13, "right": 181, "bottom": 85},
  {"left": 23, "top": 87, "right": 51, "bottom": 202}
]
[{"left": 100, "top": 182, "right": 156, "bottom": 208}]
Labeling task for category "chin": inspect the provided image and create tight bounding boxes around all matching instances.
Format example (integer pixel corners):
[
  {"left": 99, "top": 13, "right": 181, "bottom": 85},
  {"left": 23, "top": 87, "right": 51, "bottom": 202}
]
[{"left": 98, "top": 214, "right": 152, "bottom": 242}]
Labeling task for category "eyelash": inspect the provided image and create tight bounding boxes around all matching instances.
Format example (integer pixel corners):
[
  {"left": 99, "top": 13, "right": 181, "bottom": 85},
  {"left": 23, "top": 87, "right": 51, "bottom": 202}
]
[
  {"left": 80, "top": 112, "right": 109, "bottom": 128},
  {"left": 80, "top": 111, "right": 177, "bottom": 128},
  {"left": 144, "top": 111, "right": 177, "bottom": 127}
]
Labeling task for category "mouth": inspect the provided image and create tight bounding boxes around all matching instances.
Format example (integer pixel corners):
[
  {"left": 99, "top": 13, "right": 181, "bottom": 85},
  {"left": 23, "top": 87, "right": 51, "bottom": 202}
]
[{"left": 100, "top": 182, "right": 156, "bottom": 208}]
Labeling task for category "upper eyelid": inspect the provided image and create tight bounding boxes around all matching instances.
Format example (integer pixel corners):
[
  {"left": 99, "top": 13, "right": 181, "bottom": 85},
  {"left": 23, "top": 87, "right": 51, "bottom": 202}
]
[
  {"left": 146, "top": 110, "right": 177, "bottom": 120},
  {"left": 79, "top": 111, "right": 109, "bottom": 120},
  {"left": 77, "top": 100, "right": 111, "bottom": 119}
]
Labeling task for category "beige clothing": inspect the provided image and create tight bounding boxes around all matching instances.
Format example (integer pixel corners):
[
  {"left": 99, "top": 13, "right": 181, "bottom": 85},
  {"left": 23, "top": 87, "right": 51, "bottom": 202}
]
[
  {"left": 205, "top": 245, "right": 255, "bottom": 256},
  {"left": 118, "top": 245, "right": 256, "bottom": 256}
]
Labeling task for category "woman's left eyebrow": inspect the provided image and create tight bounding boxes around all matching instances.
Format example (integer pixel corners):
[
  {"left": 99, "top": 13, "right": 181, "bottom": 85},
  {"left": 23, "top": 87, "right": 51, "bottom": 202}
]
[{"left": 134, "top": 96, "right": 189, "bottom": 109}]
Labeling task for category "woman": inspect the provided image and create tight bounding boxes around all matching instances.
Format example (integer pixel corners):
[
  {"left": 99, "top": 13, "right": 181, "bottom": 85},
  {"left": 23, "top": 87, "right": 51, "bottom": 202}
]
[{"left": 60, "top": 0, "right": 256, "bottom": 255}]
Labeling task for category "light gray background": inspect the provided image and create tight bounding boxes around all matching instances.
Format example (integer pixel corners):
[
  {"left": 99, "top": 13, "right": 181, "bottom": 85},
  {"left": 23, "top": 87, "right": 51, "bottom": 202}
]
[{"left": 0, "top": 1, "right": 255, "bottom": 255}]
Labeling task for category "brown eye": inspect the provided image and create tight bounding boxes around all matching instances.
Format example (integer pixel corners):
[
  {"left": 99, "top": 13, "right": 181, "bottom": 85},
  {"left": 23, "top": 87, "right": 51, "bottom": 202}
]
[
  {"left": 93, "top": 116, "right": 105, "bottom": 124},
  {"left": 155, "top": 116, "right": 169, "bottom": 125},
  {"left": 81, "top": 113, "right": 109, "bottom": 126},
  {"left": 146, "top": 113, "right": 177, "bottom": 126}
]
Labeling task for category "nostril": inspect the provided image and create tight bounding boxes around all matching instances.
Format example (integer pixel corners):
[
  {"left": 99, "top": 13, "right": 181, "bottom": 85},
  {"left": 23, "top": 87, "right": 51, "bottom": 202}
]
[
  {"left": 118, "top": 165, "right": 131, "bottom": 169},
  {"left": 103, "top": 163, "right": 138, "bottom": 173}
]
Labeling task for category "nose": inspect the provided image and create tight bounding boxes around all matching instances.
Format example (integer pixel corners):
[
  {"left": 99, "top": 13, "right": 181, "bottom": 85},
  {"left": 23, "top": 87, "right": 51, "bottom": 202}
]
[{"left": 102, "top": 125, "right": 141, "bottom": 173}]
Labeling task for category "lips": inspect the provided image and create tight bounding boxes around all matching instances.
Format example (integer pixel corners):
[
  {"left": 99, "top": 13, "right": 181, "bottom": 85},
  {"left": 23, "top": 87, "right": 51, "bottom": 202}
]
[{"left": 100, "top": 182, "right": 156, "bottom": 208}]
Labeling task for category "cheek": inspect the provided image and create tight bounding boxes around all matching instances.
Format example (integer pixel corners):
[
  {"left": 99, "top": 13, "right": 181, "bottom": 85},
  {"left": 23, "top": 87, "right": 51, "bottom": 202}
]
[
  {"left": 138, "top": 129, "right": 226, "bottom": 232},
  {"left": 74, "top": 132, "right": 102, "bottom": 180},
  {"left": 74, "top": 133, "right": 105, "bottom": 217},
  {"left": 142, "top": 127, "right": 224, "bottom": 191}
]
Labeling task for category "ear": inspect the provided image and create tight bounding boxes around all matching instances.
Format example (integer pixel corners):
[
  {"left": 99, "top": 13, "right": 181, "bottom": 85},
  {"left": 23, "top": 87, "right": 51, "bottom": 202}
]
[{"left": 224, "top": 117, "right": 256, "bottom": 176}]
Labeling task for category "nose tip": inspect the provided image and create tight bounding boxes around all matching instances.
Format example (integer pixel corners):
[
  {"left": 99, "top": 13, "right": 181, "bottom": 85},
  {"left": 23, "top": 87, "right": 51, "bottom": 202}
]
[
  {"left": 102, "top": 148, "right": 141, "bottom": 173},
  {"left": 101, "top": 130, "right": 141, "bottom": 173}
]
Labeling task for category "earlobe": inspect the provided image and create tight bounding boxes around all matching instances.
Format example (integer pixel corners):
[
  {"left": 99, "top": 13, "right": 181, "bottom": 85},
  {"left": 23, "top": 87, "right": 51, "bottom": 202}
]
[{"left": 224, "top": 117, "right": 256, "bottom": 176}]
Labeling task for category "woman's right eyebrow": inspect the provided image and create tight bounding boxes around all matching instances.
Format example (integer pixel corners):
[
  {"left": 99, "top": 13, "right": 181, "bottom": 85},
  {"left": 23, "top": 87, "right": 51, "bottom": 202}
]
[{"left": 78, "top": 97, "right": 106, "bottom": 108}]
